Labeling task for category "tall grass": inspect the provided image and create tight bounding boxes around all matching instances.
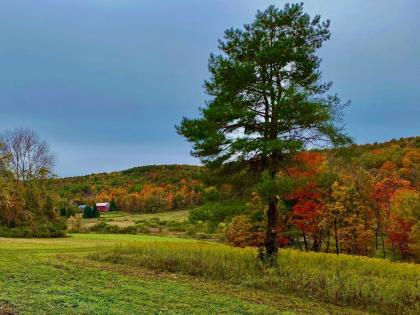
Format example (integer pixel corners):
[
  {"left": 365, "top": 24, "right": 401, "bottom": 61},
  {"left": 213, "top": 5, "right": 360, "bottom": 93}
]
[{"left": 89, "top": 241, "right": 420, "bottom": 314}]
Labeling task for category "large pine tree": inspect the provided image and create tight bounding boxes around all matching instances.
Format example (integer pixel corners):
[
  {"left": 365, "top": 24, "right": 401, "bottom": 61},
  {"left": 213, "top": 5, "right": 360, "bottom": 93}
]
[{"left": 177, "top": 3, "right": 351, "bottom": 258}]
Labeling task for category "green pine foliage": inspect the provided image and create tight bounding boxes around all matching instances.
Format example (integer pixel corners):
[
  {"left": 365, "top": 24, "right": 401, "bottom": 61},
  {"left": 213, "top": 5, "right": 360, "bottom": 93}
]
[
  {"left": 177, "top": 3, "right": 352, "bottom": 256},
  {"left": 82, "top": 205, "right": 100, "bottom": 219},
  {"left": 110, "top": 198, "right": 117, "bottom": 211}
]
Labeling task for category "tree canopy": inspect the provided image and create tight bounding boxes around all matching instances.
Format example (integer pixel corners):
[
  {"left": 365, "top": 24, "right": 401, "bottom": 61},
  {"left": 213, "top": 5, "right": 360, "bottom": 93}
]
[
  {"left": 177, "top": 3, "right": 351, "bottom": 171},
  {"left": 0, "top": 127, "right": 55, "bottom": 181}
]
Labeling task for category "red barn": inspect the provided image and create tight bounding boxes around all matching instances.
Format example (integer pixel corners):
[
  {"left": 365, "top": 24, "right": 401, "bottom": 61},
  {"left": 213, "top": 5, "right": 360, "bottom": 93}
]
[{"left": 96, "top": 202, "right": 110, "bottom": 212}]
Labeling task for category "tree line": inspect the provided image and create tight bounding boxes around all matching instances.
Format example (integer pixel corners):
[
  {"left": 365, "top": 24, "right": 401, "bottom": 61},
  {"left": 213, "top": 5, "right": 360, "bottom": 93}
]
[{"left": 222, "top": 139, "right": 419, "bottom": 261}]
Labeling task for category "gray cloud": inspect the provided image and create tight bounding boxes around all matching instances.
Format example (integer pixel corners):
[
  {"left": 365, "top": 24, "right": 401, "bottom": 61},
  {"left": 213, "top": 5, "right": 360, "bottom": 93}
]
[{"left": 0, "top": 1, "right": 418, "bottom": 176}]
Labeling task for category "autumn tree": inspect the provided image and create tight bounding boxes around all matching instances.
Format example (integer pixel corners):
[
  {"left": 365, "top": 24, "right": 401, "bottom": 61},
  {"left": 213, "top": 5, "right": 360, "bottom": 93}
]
[
  {"left": 388, "top": 189, "right": 419, "bottom": 259},
  {"left": 0, "top": 132, "right": 65, "bottom": 237},
  {"left": 289, "top": 183, "right": 324, "bottom": 251},
  {"left": 287, "top": 152, "right": 327, "bottom": 251},
  {"left": 401, "top": 149, "right": 420, "bottom": 188},
  {"left": 225, "top": 215, "right": 265, "bottom": 247},
  {"left": 0, "top": 127, "right": 55, "bottom": 181},
  {"left": 177, "top": 4, "right": 351, "bottom": 258},
  {"left": 372, "top": 177, "right": 411, "bottom": 256},
  {"left": 328, "top": 179, "right": 374, "bottom": 255},
  {"left": 0, "top": 166, "right": 29, "bottom": 228}
]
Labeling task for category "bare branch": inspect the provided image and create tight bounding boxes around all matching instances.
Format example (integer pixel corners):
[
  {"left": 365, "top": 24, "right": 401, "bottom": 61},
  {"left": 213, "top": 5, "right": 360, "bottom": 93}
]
[{"left": 0, "top": 127, "right": 55, "bottom": 181}]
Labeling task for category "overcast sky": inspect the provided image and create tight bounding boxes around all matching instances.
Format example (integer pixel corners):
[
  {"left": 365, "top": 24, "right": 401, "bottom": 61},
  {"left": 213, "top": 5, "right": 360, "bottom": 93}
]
[{"left": 0, "top": 0, "right": 419, "bottom": 176}]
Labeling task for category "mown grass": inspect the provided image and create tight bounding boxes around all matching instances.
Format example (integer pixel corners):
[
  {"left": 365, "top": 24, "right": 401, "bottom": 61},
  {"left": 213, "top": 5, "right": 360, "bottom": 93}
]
[
  {"left": 90, "top": 240, "right": 420, "bottom": 315},
  {"left": 0, "top": 254, "right": 283, "bottom": 314},
  {"left": 0, "top": 234, "right": 369, "bottom": 314}
]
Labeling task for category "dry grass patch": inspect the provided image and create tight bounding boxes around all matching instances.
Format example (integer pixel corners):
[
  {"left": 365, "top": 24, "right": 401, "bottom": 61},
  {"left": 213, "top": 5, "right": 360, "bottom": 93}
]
[{"left": 89, "top": 241, "right": 420, "bottom": 315}]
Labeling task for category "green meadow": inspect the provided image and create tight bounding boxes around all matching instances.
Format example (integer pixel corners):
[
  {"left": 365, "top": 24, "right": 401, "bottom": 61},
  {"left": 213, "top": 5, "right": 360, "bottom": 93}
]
[
  {"left": 80, "top": 210, "right": 190, "bottom": 229},
  {"left": 0, "top": 234, "right": 418, "bottom": 315}
]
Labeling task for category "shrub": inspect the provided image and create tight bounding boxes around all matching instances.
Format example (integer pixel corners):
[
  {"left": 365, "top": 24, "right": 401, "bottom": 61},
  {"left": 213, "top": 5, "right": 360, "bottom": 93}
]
[
  {"left": 189, "top": 201, "right": 245, "bottom": 232},
  {"left": 166, "top": 221, "right": 189, "bottom": 232},
  {"left": 87, "top": 222, "right": 145, "bottom": 235},
  {"left": 225, "top": 215, "right": 265, "bottom": 247},
  {"left": 59, "top": 206, "right": 77, "bottom": 218},
  {"left": 0, "top": 218, "right": 67, "bottom": 238},
  {"left": 202, "top": 186, "right": 220, "bottom": 202}
]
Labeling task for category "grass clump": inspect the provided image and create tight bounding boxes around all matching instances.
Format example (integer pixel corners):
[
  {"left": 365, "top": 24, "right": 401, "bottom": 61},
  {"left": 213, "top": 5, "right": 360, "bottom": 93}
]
[
  {"left": 89, "top": 241, "right": 420, "bottom": 315},
  {"left": 90, "top": 241, "right": 261, "bottom": 281}
]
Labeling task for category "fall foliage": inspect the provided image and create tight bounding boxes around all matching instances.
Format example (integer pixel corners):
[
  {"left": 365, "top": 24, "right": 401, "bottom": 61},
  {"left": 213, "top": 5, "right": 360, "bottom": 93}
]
[
  {"left": 0, "top": 130, "right": 66, "bottom": 237},
  {"left": 226, "top": 137, "right": 420, "bottom": 261},
  {"left": 41, "top": 137, "right": 420, "bottom": 261}
]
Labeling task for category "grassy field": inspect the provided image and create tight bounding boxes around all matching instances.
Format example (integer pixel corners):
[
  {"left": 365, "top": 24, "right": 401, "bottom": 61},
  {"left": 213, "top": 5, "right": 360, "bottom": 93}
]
[
  {"left": 0, "top": 234, "right": 382, "bottom": 315},
  {"left": 81, "top": 210, "right": 190, "bottom": 229},
  {"left": 75, "top": 210, "right": 220, "bottom": 241}
]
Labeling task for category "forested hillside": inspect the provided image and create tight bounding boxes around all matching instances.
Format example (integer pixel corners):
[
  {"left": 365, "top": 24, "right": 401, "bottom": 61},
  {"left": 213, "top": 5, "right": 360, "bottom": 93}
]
[
  {"left": 50, "top": 165, "right": 205, "bottom": 212},
  {"left": 51, "top": 136, "right": 420, "bottom": 261}
]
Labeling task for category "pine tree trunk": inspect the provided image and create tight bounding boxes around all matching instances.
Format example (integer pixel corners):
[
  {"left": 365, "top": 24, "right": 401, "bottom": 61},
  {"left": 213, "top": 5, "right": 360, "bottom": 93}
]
[
  {"left": 334, "top": 218, "right": 339, "bottom": 255},
  {"left": 265, "top": 199, "right": 278, "bottom": 258}
]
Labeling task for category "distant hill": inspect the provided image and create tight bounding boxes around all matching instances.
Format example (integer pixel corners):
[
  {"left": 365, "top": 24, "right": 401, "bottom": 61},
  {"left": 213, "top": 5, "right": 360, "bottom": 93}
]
[
  {"left": 50, "top": 164, "right": 206, "bottom": 212},
  {"left": 53, "top": 164, "right": 204, "bottom": 192},
  {"left": 51, "top": 136, "right": 419, "bottom": 211}
]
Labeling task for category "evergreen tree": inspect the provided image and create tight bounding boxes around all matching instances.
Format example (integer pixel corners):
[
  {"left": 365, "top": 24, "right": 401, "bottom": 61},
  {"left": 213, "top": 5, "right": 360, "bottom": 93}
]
[
  {"left": 92, "top": 204, "right": 100, "bottom": 218},
  {"left": 82, "top": 205, "right": 92, "bottom": 219},
  {"left": 177, "top": 3, "right": 351, "bottom": 258},
  {"left": 110, "top": 198, "right": 117, "bottom": 211}
]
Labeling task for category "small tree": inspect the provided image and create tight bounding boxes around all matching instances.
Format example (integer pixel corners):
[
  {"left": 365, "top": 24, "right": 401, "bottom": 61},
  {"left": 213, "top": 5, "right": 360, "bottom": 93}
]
[
  {"left": 110, "top": 198, "right": 117, "bottom": 211},
  {"left": 82, "top": 205, "right": 100, "bottom": 218},
  {"left": 177, "top": 3, "right": 351, "bottom": 259},
  {"left": 92, "top": 204, "right": 100, "bottom": 218},
  {"left": 82, "top": 205, "right": 92, "bottom": 219}
]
